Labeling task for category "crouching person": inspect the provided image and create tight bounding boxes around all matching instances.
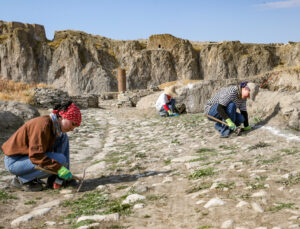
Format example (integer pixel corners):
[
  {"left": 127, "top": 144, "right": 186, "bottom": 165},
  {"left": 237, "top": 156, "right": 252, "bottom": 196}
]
[
  {"left": 1, "top": 101, "right": 81, "bottom": 191},
  {"left": 155, "top": 86, "right": 179, "bottom": 117},
  {"left": 204, "top": 82, "right": 258, "bottom": 138}
]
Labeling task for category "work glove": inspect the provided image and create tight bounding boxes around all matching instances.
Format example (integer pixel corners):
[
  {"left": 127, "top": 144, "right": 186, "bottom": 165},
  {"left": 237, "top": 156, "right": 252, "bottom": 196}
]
[
  {"left": 167, "top": 110, "right": 174, "bottom": 116},
  {"left": 225, "top": 118, "right": 237, "bottom": 131},
  {"left": 243, "top": 126, "right": 251, "bottom": 131},
  {"left": 57, "top": 166, "right": 73, "bottom": 180}
]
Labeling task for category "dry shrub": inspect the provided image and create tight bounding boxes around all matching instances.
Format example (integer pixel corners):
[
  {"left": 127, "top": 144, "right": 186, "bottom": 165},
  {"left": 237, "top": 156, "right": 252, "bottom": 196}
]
[{"left": 0, "top": 79, "right": 51, "bottom": 104}]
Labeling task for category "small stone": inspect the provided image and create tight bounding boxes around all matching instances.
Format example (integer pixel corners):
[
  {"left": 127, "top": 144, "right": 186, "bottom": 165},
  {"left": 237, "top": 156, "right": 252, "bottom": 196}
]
[
  {"left": 162, "top": 177, "right": 173, "bottom": 183},
  {"left": 251, "top": 202, "right": 264, "bottom": 213},
  {"left": 251, "top": 190, "right": 267, "bottom": 198},
  {"left": 96, "top": 185, "right": 106, "bottom": 191},
  {"left": 133, "top": 203, "right": 145, "bottom": 209},
  {"left": 44, "top": 221, "right": 56, "bottom": 226},
  {"left": 60, "top": 189, "right": 72, "bottom": 194},
  {"left": 78, "top": 223, "right": 100, "bottom": 229},
  {"left": 204, "top": 197, "right": 225, "bottom": 208},
  {"left": 236, "top": 201, "right": 249, "bottom": 208},
  {"left": 122, "top": 194, "right": 146, "bottom": 204},
  {"left": 221, "top": 219, "right": 234, "bottom": 228},
  {"left": 77, "top": 213, "right": 119, "bottom": 223},
  {"left": 195, "top": 200, "right": 205, "bottom": 205},
  {"left": 64, "top": 194, "right": 74, "bottom": 199}
]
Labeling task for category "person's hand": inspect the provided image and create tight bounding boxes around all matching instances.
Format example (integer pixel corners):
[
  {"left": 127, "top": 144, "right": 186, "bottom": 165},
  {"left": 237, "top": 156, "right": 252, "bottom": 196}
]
[
  {"left": 57, "top": 166, "right": 73, "bottom": 180},
  {"left": 243, "top": 126, "right": 251, "bottom": 131},
  {"left": 167, "top": 110, "right": 174, "bottom": 116},
  {"left": 225, "top": 118, "right": 237, "bottom": 131}
]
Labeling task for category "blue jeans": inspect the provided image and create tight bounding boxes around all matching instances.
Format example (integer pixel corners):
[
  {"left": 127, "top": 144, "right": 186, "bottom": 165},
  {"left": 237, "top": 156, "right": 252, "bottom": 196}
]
[
  {"left": 159, "top": 99, "right": 176, "bottom": 116},
  {"left": 208, "top": 102, "right": 245, "bottom": 137},
  {"left": 4, "top": 133, "right": 70, "bottom": 183}
]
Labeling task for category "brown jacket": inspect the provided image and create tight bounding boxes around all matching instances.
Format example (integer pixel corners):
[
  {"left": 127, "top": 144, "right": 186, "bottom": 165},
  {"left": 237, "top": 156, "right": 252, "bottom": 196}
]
[{"left": 1, "top": 115, "right": 62, "bottom": 172}]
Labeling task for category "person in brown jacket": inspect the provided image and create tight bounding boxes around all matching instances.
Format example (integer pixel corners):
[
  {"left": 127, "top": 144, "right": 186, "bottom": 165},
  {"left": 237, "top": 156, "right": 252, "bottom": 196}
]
[{"left": 1, "top": 101, "right": 81, "bottom": 191}]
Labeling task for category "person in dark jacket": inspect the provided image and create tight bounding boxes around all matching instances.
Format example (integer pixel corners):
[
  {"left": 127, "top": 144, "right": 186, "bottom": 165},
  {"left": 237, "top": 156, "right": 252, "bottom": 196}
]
[{"left": 2, "top": 101, "right": 81, "bottom": 191}]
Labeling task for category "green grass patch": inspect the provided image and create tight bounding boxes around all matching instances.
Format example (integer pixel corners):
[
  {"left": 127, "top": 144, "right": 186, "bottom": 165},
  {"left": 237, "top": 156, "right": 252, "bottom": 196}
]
[
  {"left": 269, "top": 202, "right": 295, "bottom": 212},
  {"left": 197, "top": 148, "right": 215, "bottom": 153},
  {"left": 135, "top": 153, "right": 147, "bottom": 158},
  {"left": 116, "top": 185, "right": 128, "bottom": 190},
  {"left": 216, "top": 182, "right": 235, "bottom": 189},
  {"left": 281, "top": 148, "right": 299, "bottom": 155},
  {"left": 146, "top": 194, "right": 167, "bottom": 201},
  {"left": 258, "top": 155, "right": 281, "bottom": 165},
  {"left": 277, "top": 173, "right": 300, "bottom": 186},
  {"left": 171, "top": 139, "right": 180, "bottom": 144},
  {"left": 24, "top": 200, "right": 36, "bottom": 205},
  {"left": 106, "top": 225, "right": 128, "bottom": 229},
  {"left": 197, "top": 226, "right": 212, "bottom": 229},
  {"left": 63, "top": 191, "right": 132, "bottom": 219},
  {"left": 189, "top": 168, "right": 215, "bottom": 179},
  {"left": 0, "top": 170, "right": 9, "bottom": 176},
  {"left": 189, "top": 156, "right": 209, "bottom": 162},
  {"left": 69, "top": 219, "right": 96, "bottom": 229},
  {"left": 164, "top": 159, "right": 171, "bottom": 165},
  {"left": 122, "top": 142, "right": 137, "bottom": 151},
  {"left": 0, "top": 190, "right": 17, "bottom": 203},
  {"left": 186, "top": 182, "right": 212, "bottom": 193},
  {"left": 248, "top": 141, "right": 271, "bottom": 151},
  {"left": 218, "top": 145, "right": 238, "bottom": 150}
]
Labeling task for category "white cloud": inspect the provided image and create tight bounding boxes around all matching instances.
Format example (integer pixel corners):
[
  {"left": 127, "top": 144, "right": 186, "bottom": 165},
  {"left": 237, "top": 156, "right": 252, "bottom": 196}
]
[{"left": 258, "top": 0, "right": 300, "bottom": 8}]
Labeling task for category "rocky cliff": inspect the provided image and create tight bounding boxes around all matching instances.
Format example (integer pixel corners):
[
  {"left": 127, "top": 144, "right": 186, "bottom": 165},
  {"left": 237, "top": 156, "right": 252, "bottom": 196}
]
[{"left": 0, "top": 20, "right": 299, "bottom": 95}]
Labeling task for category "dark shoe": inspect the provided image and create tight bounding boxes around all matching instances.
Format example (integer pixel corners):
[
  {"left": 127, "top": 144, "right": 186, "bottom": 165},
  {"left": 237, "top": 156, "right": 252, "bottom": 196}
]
[
  {"left": 46, "top": 175, "right": 57, "bottom": 189},
  {"left": 10, "top": 177, "right": 43, "bottom": 192},
  {"left": 220, "top": 134, "right": 229, "bottom": 138},
  {"left": 63, "top": 179, "right": 79, "bottom": 188}
]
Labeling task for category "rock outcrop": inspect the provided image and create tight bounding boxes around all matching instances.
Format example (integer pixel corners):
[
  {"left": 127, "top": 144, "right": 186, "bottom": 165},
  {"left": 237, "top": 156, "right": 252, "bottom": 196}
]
[
  {"left": 1, "top": 21, "right": 299, "bottom": 96},
  {"left": 0, "top": 100, "right": 40, "bottom": 136}
]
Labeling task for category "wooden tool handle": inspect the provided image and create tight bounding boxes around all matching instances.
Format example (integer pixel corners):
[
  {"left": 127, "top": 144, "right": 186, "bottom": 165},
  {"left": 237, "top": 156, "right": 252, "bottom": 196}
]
[
  {"left": 35, "top": 166, "right": 82, "bottom": 181},
  {"left": 206, "top": 114, "right": 228, "bottom": 126}
]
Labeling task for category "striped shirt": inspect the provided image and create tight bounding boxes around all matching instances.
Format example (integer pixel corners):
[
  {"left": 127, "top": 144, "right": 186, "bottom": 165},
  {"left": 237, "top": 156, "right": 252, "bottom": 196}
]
[{"left": 204, "top": 85, "right": 247, "bottom": 114}]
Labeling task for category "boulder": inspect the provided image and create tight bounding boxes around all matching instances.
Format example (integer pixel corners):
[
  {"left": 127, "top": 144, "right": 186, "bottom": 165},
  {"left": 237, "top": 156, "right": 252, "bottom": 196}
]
[
  {"left": 0, "top": 111, "right": 24, "bottom": 131},
  {"left": 0, "top": 100, "right": 40, "bottom": 121}
]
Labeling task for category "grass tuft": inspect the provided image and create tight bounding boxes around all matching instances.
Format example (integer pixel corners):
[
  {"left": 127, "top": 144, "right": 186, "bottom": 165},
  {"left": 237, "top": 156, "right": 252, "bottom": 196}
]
[
  {"left": 189, "top": 168, "right": 215, "bottom": 179},
  {"left": 0, "top": 79, "right": 51, "bottom": 104},
  {"left": 0, "top": 190, "right": 18, "bottom": 203}
]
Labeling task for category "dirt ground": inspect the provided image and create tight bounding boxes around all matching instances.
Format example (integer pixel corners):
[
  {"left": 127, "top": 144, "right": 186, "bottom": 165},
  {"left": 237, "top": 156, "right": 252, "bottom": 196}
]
[{"left": 1, "top": 106, "right": 300, "bottom": 229}]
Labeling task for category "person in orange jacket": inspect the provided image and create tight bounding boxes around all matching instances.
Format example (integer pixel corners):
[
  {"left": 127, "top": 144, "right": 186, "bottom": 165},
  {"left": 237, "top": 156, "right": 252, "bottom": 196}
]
[{"left": 2, "top": 101, "right": 81, "bottom": 191}]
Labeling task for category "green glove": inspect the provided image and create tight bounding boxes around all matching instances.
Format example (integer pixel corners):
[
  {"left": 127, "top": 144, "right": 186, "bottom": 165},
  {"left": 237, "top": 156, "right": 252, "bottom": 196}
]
[
  {"left": 243, "top": 126, "right": 251, "bottom": 131},
  {"left": 225, "top": 118, "right": 237, "bottom": 131},
  {"left": 57, "top": 166, "right": 73, "bottom": 180},
  {"left": 167, "top": 110, "right": 173, "bottom": 116}
]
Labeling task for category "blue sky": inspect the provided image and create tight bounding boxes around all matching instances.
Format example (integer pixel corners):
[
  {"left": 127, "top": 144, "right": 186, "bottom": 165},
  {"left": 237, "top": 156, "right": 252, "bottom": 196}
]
[{"left": 1, "top": 0, "right": 300, "bottom": 43}]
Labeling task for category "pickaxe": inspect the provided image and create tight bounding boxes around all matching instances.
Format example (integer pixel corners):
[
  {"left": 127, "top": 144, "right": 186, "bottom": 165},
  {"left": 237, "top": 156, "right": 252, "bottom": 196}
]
[
  {"left": 35, "top": 166, "right": 85, "bottom": 192},
  {"left": 206, "top": 114, "right": 242, "bottom": 136}
]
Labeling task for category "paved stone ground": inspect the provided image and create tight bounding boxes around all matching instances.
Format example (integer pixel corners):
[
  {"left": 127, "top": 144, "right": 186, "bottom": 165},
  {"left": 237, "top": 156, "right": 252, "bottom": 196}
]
[{"left": 1, "top": 106, "right": 300, "bottom": 229}]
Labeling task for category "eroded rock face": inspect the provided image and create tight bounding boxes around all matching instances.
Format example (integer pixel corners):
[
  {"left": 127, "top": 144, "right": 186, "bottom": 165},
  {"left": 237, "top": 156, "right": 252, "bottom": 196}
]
[{"left": 0, "top": 21, "right": 300, "bottom": 96}]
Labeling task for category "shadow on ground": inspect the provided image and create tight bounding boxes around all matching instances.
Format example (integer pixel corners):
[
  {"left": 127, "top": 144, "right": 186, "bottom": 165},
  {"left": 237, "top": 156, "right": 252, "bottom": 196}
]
[{"left": 79, "top": 170, "right": 172, "bottom": 192}]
